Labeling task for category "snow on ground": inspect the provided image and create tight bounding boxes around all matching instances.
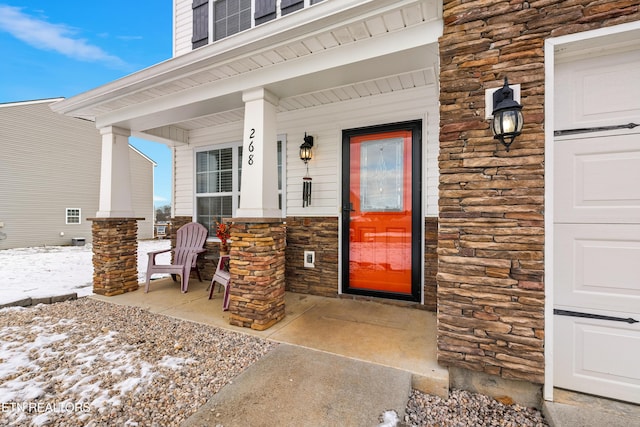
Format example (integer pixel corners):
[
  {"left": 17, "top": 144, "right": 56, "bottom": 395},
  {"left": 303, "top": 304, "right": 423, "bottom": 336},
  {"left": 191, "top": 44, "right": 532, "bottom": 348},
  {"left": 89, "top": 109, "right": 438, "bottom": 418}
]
[
  {"left": 0, "top": 240, "right": 171, "bottom": 306},
  {"left": 0, "top": 318, "right": 157, "bottom": 416}
]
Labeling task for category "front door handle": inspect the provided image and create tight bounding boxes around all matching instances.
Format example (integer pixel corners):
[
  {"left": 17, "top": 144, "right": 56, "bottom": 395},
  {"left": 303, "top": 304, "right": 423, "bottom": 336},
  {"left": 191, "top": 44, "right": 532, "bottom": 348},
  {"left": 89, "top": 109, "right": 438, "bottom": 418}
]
[{"left": 343, "top": 203, "right": 355, "bottom": 212}]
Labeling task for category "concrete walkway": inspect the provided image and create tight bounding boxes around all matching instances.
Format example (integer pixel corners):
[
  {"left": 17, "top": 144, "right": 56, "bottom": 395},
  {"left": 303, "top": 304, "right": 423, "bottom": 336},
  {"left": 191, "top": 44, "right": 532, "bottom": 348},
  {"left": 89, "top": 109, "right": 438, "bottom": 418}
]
[
  {"left": 182, "top": 344, "right": 412, "bottom": 426},
  {"left": 91, "top": 277, "right": 449, "bottom": 398},
  {"left": 543, "top": 388, "right": 640, "bottom": 427}
]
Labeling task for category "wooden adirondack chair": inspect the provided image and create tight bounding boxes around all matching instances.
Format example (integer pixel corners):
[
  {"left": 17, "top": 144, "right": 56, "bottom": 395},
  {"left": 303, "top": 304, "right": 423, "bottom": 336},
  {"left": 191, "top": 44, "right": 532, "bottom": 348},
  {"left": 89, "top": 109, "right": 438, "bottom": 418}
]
[
  {"left": 145, "top": 222, "right": 208, "bottom": 293},
  {"left": 209, "top": 254, "right": 231, "bottom": 310}
]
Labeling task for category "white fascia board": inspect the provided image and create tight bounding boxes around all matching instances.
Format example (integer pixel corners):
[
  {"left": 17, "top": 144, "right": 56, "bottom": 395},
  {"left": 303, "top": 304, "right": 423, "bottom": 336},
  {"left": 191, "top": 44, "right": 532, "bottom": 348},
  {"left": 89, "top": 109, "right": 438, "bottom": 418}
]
[
  {"left": 52, "top": 0, "right": 437, "bottom": 117},
  {"left": 128, "top": 144, "right": 157, "bottom": 166},
  {"left": 95, "top": 19, "right": 443, "bottom": 130},
  {"left": 0, "top": 97, "right": 65, "bottom": 109}
]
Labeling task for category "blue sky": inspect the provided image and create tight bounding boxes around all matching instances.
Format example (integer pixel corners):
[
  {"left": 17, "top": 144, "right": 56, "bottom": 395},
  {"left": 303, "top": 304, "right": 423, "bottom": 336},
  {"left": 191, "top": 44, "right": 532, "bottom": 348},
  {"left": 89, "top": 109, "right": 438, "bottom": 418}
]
[{"left": 0, "top": 1, "right": 174, "bottom": 207}]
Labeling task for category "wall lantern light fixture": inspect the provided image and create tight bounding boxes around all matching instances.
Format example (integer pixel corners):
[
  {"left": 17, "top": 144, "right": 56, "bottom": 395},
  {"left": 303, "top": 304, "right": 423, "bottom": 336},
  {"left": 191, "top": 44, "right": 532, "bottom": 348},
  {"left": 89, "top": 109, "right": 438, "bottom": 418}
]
[
  {"left": 300, "top": 133, "right": 314, "bottom": 207},
  {"left": 299, "top": 132, "right": 314, "bottom": 164},
  {"left": 491, "top": 77, "right": 524, "bottom": 152}
]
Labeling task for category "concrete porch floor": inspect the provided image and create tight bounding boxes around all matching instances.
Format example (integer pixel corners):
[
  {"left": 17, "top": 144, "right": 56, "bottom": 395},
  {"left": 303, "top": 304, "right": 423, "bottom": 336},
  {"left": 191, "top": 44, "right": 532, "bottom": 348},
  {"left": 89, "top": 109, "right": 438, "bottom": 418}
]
[{"left": 90, "top": 277, "right": 449, "bottom": 398}]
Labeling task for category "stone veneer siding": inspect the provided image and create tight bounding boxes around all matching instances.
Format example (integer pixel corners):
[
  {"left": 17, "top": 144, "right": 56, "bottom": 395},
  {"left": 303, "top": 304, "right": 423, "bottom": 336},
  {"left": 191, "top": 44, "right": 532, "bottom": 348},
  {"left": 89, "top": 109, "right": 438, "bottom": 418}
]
[
  {"left": 438, "top": 1, "right": 639, "bottom": 384},
  {"left": 285, "top": 217, "right": 339, "bottom": 297},
  {"left": 227, "top": 219, "right": 286, "bottom": 331},
  {"left": 424, "top": 217, "right": 438, "bottom": 311},
  {"left": 286, "top": 216, "right": 439, "bottom": 310},
  {"left": 90, "top": 218, "right": 140, "bottom": 296}
]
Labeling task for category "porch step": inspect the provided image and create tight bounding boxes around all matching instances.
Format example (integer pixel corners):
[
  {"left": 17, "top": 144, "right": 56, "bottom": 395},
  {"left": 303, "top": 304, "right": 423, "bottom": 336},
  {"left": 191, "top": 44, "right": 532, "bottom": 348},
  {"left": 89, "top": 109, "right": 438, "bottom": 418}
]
[
  {"left": 267, "top": 296, "right": 450, "bottom": 400},
  {"left": 182, "top": 344, "right": 413, "bottom": 427},
  {"left": 412, "top": 369, "right": 449, "bottom": 400}
]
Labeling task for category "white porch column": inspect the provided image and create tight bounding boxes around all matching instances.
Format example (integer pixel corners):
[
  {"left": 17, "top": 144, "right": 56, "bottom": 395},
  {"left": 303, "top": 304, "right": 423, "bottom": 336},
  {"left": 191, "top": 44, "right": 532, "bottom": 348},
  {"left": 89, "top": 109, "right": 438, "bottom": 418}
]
[
  {"left": 236, "top": 88, "right": 281, "bottom": 218},
  {"left": 96, "top": 126, "right": 135, "bottom": 218}
]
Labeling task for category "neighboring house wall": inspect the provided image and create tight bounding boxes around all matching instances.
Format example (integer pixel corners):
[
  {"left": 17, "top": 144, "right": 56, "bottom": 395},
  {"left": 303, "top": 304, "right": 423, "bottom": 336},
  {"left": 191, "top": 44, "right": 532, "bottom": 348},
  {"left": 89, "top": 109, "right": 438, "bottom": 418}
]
[
  {"left": 129, "top": 147, "right": 156, "bottom": 239},
  {"left": 437, "top": 0, "right": 640, "bottom": 385},
  {"left": 0, "top": 99, "right": 155, "bottom": 249}
]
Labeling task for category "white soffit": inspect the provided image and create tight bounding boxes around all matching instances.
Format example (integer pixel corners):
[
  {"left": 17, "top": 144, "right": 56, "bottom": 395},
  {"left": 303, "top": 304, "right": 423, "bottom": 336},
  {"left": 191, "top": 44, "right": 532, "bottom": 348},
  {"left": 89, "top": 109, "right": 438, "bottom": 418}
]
[{"left": 52, "top": 0, "right": 442, "bottom": 133}]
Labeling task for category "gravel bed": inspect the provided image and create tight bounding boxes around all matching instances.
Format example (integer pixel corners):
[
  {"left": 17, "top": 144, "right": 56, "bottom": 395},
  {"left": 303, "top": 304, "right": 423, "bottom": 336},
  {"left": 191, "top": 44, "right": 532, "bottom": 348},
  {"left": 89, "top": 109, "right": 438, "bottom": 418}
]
[
  {"left": 0, "top": 298, "right": 276, "bottom": 426},
  {"left": 403, "top": 389, "right": 548, "bottom": 427},
  {"left": 1, "top": 298, "right": 548, "bottom": 427}
]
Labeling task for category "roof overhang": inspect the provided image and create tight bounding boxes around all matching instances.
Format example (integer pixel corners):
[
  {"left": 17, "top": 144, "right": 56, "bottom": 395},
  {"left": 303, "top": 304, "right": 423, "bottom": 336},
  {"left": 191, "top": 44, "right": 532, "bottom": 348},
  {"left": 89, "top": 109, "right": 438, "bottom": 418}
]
[{"left": 52, "top": 0, "right": 442, "bottom": 140}]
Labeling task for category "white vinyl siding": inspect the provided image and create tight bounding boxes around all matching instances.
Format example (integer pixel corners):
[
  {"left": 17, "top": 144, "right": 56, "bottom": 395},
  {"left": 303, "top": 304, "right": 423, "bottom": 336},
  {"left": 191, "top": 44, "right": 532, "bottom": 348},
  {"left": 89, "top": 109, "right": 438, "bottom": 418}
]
[
  {"left": 0, "top": 100, "right": 156, "bottom": 248},
  {"left": 174, "top": 0, "right": 195, "bottom": 56},
  {"left": 280, "top": 86, "right": 439, "bottom": 217},
  {"left": 0, "top": 101, "right": 99, "bottom": 248},
  {"left": 173, "top": 85, "right": 439, "bottom": 218}
]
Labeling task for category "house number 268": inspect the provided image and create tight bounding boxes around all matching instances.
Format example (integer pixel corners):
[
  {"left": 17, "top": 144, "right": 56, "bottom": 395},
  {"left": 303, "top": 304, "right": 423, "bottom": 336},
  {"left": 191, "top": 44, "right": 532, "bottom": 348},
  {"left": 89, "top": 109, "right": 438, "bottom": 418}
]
[{"left": 247, "top": 128, "right": 255, "bottom": 166}]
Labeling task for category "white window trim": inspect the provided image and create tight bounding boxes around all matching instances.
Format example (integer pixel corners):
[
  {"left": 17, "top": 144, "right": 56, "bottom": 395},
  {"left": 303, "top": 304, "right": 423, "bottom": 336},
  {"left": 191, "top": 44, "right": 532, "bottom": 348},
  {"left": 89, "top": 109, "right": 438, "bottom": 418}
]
[
  {"left": 193, "top": 135, "right": 287, "bottom": 234},
  {"left": 65, "top": 208, "right": 81, "bottom": 225},
  {"left": 194, "top": 142, "right": 242, "bottom": 236}
]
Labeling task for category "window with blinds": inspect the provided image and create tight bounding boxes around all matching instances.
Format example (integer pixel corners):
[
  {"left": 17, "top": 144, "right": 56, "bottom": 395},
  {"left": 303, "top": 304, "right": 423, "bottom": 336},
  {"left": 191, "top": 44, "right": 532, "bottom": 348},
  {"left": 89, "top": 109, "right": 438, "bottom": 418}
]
[
  {"left": 196, "top": 141, "right": 283, "bottom": 232},
  {"left": 193, "top": 0, "right": 327, "bottom": 49},
  {"left": 196, "top": 147, "right": 235, "bottom": 231},
  {"left": 214, "top": 0, "right": 251, "bottom": 41}
]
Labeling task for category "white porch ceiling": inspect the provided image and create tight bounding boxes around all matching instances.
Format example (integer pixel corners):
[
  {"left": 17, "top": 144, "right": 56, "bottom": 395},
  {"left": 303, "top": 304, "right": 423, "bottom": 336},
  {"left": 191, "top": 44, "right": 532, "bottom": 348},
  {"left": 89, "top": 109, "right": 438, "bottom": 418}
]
[
  {"left": 52, "top": 0, "right": 442, "bottom": 140},
  {"left": 174, "top": 65, "right": 437, "bottom": 131}
]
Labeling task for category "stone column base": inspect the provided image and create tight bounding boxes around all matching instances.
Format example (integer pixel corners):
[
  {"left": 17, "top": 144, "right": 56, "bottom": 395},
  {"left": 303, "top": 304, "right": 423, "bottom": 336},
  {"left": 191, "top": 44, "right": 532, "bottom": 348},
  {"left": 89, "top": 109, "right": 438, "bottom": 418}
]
[
  {"left": 227, "top": 218, "right": 285, "bottom": 331},
  {"left": 90, "top": 218, "right": 142, "bottom": 296}
]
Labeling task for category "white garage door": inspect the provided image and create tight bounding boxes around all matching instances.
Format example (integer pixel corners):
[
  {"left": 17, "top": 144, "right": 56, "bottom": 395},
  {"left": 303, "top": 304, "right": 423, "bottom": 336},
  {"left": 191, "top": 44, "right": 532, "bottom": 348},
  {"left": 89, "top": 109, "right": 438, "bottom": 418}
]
[{"left": 553, "top": 45, "right": 640, "bottom": 404}]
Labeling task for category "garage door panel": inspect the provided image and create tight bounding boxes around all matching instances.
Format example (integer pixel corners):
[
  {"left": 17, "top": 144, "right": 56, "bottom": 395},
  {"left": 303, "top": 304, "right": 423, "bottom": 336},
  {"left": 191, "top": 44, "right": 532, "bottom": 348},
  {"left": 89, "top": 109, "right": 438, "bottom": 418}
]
[
  {"left": 554, "top": 316, "right": 640, "bottom": 404},
  {"left": 554, "top": 37, "right": 640, "bottom": 405},
  {"left": 555, "top": 224, "right": 640, "bottom": 313},
  {"left": 555, "top": 134, "right": 640, "bottom": 223},
  {"left": 555, "top": 49, "right": 640, "bottom": 129},
  {"left": 583, "top": 328, "right": 640, "bottom": 380}
]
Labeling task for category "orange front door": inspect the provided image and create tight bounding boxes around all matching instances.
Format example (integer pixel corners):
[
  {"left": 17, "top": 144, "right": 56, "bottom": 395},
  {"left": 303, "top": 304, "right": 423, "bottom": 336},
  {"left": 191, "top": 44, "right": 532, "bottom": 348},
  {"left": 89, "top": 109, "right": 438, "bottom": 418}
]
[{"left": 342, "top": 122, "right": 421, "bottom": 301}]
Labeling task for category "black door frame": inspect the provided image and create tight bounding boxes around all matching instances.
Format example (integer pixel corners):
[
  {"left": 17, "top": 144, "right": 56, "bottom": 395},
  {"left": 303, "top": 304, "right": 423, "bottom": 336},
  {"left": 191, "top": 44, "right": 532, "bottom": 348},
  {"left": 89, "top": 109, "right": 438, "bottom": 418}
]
[{"left": 341, "top": 120, "right": 422, "bottom": 302}]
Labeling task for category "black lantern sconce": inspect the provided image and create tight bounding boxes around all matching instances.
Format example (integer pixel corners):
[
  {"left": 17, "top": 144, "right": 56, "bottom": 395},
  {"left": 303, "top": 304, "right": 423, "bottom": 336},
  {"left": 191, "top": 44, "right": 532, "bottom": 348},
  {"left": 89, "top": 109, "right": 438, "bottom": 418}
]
[
  {"left": 299, "top": 132, "right": 314, "bottom": 164},
  {"left": 300, "top": 133, "right": 314, "bottom": 207},
  {"left": 491, "top": 77, "right": 524, "bottom": 152}
]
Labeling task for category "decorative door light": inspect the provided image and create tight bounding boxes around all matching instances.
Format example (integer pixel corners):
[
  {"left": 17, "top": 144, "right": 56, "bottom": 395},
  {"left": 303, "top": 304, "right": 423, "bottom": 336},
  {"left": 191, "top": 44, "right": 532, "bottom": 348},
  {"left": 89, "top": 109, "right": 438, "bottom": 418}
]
[
  {"left": 300, "top": 133, "right": 314, "bottom": 207},
  {"left": 299, "top": 132, "right": 314, "bottom": 163},
  {"left": 491, "top": 77, "right": 524, "bottom": 152}
]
